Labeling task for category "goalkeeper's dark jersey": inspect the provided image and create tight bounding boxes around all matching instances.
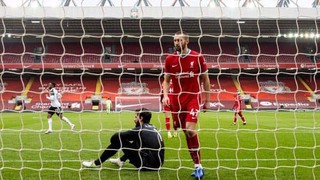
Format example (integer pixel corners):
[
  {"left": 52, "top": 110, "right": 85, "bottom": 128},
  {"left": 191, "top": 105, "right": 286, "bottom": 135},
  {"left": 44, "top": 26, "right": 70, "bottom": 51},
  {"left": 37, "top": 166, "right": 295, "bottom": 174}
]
[{"left": 119, "top": 123, "right": 165, "bottom": 168}]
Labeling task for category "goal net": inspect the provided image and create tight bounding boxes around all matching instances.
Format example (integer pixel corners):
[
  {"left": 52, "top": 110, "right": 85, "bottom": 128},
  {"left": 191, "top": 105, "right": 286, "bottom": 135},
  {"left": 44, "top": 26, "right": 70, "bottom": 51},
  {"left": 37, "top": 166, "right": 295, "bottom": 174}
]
[
  {"left": 115, "top": 96, "right": 161, "bottom": 112},
  {"left": 1, "top": 1, "right": 320, "bottom": 180}
]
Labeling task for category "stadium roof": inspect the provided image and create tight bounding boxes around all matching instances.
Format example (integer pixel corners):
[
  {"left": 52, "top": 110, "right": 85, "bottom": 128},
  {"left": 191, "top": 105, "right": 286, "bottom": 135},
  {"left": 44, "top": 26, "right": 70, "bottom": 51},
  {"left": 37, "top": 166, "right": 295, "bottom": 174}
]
[
  {"left": 0, "top": 0, "right": 320, "bottom": 8},
  {"left": 0, "top": 7, "right": 319, "bottom": 42}
]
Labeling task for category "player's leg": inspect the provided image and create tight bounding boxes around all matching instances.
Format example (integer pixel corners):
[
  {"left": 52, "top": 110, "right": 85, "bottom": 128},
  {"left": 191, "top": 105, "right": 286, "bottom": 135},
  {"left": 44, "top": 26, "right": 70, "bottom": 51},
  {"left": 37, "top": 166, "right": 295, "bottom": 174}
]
[
  {"left": 170, "top": 105, "right": 180, "bottom": 138},
  {"left": 83, "top": 132, "right": 125, "bottom": 167},
  {"left": 109, "top": 155, "right": 127, "bottom": 168},
  {"left": 164, "top": 106, "right": 172, "bottom": 138},
  {"left": 57, "top": 108, "right": 75, "bottom": 130},
  {"left": 233, "top": 112, "right": 238, "bottom": 125},
  {"left": 139, "top": 151, "right": 163, "bottom": 170},
  {"left": 185, "top": 121, "right": 204, "bottom": 179},
  {"left": 171, "top": 112, "right": 178, "bottom": 137},
  {"left": 45, "top": 107, "right": 55, "bottom": 134},
  {"left": 184, "top": 100, "right": 204, "bottom": 179},
  {"left": 238, "top": 111, "right": 246, "bottom": 125}
]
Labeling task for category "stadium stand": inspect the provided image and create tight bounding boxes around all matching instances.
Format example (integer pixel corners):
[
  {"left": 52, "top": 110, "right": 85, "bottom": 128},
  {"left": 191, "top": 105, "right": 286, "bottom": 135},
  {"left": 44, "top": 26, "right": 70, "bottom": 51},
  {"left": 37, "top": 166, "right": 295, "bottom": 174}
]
[
  {"left": 0, "top": 75, "right": 29, "bottom": 110},
  {"left": 1, "top": 42, "right": 318, "bottom": 65}
]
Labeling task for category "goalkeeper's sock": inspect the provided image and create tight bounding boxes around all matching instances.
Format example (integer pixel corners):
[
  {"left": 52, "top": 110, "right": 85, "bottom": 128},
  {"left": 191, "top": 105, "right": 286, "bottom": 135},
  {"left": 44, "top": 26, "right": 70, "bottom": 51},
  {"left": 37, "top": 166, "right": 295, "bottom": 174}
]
[
  {"left": 187, "top": 134, "right": 201, "bottom": 164},
  {"left": 61, "top": 116, "right": 73, "bottom": 126},
  {"left": 165, "top": 117, "right": 170, "bottom": 131},
  {"left": 47, "top": 118, "right": 52, "bottom": 131}
]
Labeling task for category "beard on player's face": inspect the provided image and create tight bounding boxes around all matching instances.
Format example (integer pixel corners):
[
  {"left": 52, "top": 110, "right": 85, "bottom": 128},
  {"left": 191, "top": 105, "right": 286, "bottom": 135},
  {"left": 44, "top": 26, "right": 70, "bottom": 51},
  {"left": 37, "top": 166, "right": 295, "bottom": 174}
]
[
  {"left": 174, "top": 45, "right": 181, "bottom": 52},
  {"left": 174, "top": 43, "right": 186, "bottom": 52},
  {"left": 134, "top": 115, "right": 140, "bottom": 127}
]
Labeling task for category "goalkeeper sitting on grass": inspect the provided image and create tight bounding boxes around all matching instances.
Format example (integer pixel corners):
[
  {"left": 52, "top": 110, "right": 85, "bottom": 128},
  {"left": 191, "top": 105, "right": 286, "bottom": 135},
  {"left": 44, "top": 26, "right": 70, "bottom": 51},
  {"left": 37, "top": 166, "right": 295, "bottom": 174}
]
[{"left": 82, "top": 108, "right": 165, "bottom": 170}]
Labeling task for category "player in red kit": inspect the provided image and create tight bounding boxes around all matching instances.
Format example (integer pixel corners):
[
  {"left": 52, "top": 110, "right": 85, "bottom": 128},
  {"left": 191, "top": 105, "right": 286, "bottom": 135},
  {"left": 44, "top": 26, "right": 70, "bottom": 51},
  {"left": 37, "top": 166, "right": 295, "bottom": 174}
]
[
  {"left": 162, "top": 31, "right": 210, "bottom": 179},
  {"left": 232, "top": 92, "right": 247, "bottom": 125},
  {"left": 161, "top": 79, "right": 178, "bottom": 138}
]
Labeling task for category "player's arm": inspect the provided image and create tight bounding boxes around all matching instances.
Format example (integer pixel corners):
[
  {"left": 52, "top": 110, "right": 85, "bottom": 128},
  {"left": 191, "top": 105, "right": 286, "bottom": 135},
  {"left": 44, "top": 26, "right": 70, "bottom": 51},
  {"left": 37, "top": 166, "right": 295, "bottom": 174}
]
[
  {"left": 202, "top": 72, "right": 210, "bottom": 102},
  {"left": 201, "top": 72, "right": 210, "bottom": 110},
  {"left": 162, "top": 74, "right": 171, "bottom": 106},
  {"left": 46, "top": 91, "right": 55, "bottom": 101},
  {"left": 199, "top": 55, "right": 210, "bottom": 109},
  {"left": 119, "top": 128, "right": 139, "bottom": 141}
]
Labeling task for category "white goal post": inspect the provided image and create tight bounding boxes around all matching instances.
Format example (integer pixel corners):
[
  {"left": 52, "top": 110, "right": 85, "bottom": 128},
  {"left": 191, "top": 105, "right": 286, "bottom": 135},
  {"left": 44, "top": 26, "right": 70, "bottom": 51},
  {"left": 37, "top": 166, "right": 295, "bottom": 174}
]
[{"left": 115, "top": 96, "right": 162, "bottom": 112}]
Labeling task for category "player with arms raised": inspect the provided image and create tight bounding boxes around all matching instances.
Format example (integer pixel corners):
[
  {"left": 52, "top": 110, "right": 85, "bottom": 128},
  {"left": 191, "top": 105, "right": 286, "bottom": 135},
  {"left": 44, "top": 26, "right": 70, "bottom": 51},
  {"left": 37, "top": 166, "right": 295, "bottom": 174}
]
[
  {"left": 232, "top": 92, "right": 247, "bottom": 125},
  {"left": 162, "top": 31, "right": 211, "bottom": 179},
  {"left": 45, "top": 82, "right": 75, "bottom": 134}
]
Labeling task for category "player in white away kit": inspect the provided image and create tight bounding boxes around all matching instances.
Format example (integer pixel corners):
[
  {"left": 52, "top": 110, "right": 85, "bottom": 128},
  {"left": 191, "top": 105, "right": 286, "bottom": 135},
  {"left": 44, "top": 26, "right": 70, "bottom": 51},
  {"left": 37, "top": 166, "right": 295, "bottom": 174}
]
[
  {"left": 45, "top": 82, "right": 75, "bottom": 134},
  {"left": 105, "top": 97, "right": 112, "bottom": 114}
]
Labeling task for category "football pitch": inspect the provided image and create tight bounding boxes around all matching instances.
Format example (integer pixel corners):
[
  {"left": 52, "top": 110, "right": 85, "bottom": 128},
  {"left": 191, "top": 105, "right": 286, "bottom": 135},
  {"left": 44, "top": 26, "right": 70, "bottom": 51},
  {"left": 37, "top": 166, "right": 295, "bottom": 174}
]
[{"left": 1, "top": 110, "right": 320, "bottom": 180}]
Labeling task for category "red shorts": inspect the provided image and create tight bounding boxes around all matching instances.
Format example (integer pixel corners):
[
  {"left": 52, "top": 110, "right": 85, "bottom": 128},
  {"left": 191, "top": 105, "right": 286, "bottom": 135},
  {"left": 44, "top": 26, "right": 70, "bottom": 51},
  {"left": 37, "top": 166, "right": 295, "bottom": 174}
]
[
  {"left": 171, "top": 98, "right": 200, "bottom": 129},
  {"left": 163, "top": 104, "right": 171, "bottom": 112}
]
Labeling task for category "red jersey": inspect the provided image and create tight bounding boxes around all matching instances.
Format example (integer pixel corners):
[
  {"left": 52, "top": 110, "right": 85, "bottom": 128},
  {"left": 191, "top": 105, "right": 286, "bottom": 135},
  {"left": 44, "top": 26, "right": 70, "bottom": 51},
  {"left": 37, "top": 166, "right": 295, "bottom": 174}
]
[
  {"left": 164, "top": 49, "right": 208, "bottom": 104},
  {"left": 233, "top": 94, "right": 242, "bottom": 112}
]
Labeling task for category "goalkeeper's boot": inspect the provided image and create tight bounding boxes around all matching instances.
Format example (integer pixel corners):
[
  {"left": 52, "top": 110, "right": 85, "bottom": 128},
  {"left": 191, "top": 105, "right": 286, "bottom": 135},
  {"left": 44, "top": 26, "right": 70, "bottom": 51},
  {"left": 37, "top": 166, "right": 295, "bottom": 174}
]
[
  {"left": 243, "top": 121, "right": 247, "bottom": 125},
  {"left": 71, "top": 124, "right": 75, "bottom": 131},
  {"left": 109, "top": 158, "right": 125, "bottom": 168},
  {"left": 191, "top": 167, "right": 204, "bottom": 179},
  {"left": 173, "top": 131, "right": 178, "bottom": 138},
  {"left": 82, "top": 161, "right": 100, "bottom": 168},
  {"left": 168, "top": 132, "right": 173, "bottom": 139},
  {"left": 45, "top": 130, "right": 52, "bottom": 134}
]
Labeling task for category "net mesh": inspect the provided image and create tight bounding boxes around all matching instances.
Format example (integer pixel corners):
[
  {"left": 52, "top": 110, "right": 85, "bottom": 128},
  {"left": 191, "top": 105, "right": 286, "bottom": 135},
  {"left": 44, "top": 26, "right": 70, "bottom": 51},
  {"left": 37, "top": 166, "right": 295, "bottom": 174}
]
[{"left": 0, "top": 3, "right": 320, "bottom": 180}]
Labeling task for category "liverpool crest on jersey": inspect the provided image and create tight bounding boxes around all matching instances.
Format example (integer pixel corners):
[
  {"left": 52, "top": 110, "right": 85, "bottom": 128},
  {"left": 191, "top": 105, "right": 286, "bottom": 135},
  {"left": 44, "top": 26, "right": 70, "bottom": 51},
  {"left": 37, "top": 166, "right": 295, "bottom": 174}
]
[{"left": 190, "top": 61, "right": 194, "bottom": 68}]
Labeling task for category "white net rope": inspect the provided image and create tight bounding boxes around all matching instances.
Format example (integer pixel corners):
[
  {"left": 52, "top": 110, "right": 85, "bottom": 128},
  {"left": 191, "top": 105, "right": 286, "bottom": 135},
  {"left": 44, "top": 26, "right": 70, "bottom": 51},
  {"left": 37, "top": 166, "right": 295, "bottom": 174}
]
[{"left": 0, "top": 4, "right": 320, "bottom": 180}]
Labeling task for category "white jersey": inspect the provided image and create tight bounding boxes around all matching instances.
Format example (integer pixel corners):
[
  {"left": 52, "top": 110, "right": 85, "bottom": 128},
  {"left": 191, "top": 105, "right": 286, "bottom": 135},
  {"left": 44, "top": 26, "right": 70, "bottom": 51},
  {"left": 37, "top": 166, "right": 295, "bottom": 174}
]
[
  {"left": 106, "top": 99, "right": 112, "bottom": 108},
  {"left": 47, "top": 88, "right": 61, "bottom": 107}
]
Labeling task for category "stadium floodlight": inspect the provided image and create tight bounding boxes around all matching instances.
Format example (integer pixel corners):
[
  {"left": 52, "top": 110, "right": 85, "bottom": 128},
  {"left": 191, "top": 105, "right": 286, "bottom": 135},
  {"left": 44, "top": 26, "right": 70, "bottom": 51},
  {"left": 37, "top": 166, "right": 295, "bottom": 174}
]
[
  {"left": 237, "top": 20, "right": 246, "bottom": 24},
  {"left": 31, "top": 20, "right": 41, "bottom": 24},
  {"left": 310, "top": 33, "right": 315, "bottom": 38}
]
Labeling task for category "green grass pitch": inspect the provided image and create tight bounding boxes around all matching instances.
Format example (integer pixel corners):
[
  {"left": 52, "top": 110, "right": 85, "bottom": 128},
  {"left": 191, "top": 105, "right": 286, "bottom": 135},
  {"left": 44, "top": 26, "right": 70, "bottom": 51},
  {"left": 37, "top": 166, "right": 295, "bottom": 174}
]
[{"left": 1, "top": 110, "right": 320, "bottom": 180}]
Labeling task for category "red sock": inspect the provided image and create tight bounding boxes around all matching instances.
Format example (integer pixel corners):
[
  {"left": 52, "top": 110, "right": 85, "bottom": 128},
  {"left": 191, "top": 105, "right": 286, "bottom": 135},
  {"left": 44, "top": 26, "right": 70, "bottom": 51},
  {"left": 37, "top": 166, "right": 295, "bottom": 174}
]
[
  {"left": 165, "top": 117, "right": 170, "bottom": 131},
  {"left": 233, "top": 113, "right": 237, "bottom": 123},
  {"left": 240, "top": 115, "right": 246, "bottom": 122},
  {"left": 239, "top": 112, "right": 246, "bottom": 122},
  {"left": 187, "top": 134, "right": 201, "bottom": 164}
]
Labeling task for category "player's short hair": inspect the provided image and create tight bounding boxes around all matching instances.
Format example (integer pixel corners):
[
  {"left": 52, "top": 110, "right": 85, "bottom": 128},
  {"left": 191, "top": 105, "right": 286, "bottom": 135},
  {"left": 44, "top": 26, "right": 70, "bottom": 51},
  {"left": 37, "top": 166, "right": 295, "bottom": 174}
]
[
  {"left": 51, "top": 82, "right": 56, "bottom": 87},
  {"left": 135, "top": 108, "right": 152, "bottom": 124},
  {"left": 174, "top": 30, "right": 189, "bottom": 41}
]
